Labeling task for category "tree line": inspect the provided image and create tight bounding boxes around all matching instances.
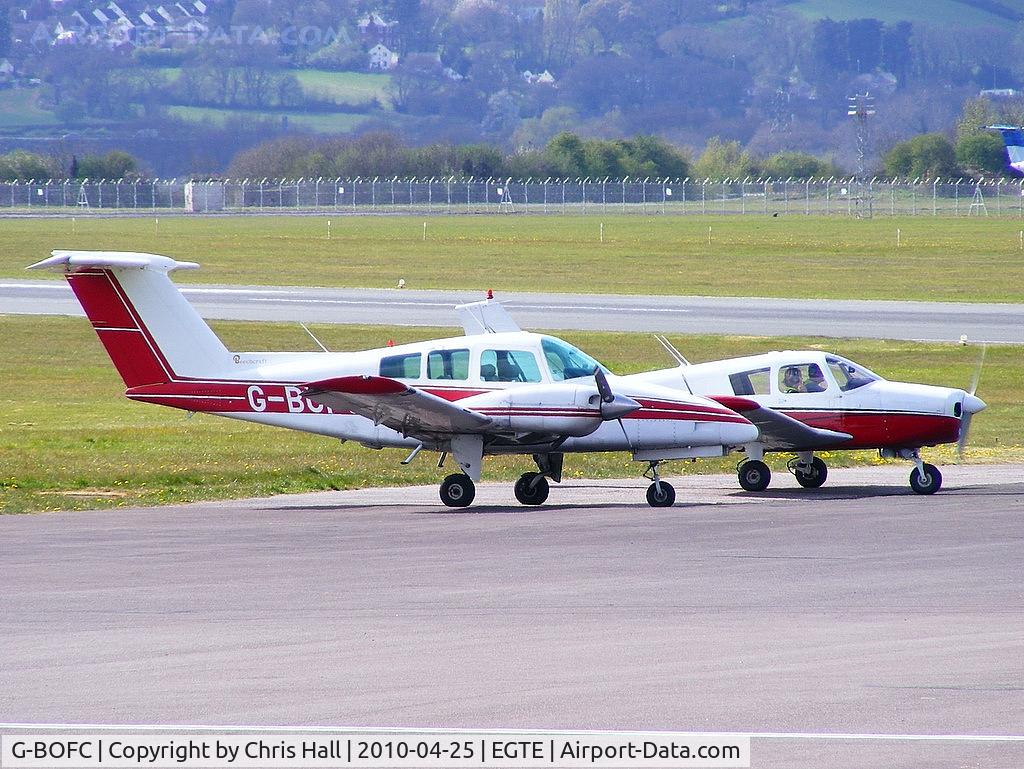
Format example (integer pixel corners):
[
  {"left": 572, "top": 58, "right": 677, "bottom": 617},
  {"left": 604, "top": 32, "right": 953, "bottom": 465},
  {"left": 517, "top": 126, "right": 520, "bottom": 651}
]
[{"left": 226, "top": 132, "right": 840, "bottom": 180}]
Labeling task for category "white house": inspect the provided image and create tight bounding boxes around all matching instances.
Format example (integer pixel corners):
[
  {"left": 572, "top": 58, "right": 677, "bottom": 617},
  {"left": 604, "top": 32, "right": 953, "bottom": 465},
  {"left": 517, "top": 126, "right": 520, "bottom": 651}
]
[
  {"left": 368, "top": 43, "right": 398, "bottom": 71},
  {"left": 0, "top": 59, "right": 15, "bottom": 83}
]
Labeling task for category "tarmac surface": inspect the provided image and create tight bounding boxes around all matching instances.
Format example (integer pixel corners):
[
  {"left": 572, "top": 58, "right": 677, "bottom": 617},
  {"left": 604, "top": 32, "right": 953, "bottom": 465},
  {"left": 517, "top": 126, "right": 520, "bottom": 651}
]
[
  {"left": 2, "top": 464, "right": 1023, "bottom": 768},
  {"left": 3, "top": 279, "right": 1022, "bottom": 343}
]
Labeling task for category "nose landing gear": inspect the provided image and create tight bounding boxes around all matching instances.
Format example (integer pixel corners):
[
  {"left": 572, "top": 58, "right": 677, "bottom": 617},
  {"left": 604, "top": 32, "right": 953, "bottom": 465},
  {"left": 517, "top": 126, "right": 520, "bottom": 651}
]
[
  {"left": 880, "top": 449, "right": 944, "bottom": 494},
  {"left": 644, "top": 462, "right": 676, "bottom": 507},
  {"left": 909, "top": 461, "right": 942, "bottom": 494}
]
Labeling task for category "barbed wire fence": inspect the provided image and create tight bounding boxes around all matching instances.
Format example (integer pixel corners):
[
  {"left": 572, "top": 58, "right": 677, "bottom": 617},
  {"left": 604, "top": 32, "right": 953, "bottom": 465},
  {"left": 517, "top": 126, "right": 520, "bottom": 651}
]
[{"left": 0, "top": 176, "right": 1021, "bottom": 216}]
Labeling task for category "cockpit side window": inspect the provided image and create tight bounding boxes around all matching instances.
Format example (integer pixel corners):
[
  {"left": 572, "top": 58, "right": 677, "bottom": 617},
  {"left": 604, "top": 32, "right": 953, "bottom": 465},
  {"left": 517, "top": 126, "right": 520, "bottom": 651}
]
[
  {"left": 541, "top": 337, "right": 604, "bottom": 381},
  {"left": 480, "top": 350, "right": 543, "bottom": 382},
  {"left": 827, "top": 356, "right": 878, "bottom": 391},
  {"left": 729, "top": 367, "right": 770, "bottom": 395},
  {"left": 779, "top": 363, "right": 829, "bottom": 393}
]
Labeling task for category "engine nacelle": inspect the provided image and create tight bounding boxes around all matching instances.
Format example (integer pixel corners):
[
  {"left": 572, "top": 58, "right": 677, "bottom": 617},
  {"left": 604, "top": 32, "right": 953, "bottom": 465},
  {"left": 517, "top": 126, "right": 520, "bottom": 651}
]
[{"left": 461, "top": 384, "right": 607, "bottom": 437}]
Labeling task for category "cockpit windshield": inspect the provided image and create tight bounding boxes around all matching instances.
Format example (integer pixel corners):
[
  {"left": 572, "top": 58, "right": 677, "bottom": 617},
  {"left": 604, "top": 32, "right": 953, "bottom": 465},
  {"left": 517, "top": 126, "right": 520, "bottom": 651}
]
[
  {"left": 541, "top": 337, "right": 607, "bottom": 381},
  {"left": 826, "top": 356, "right": 880, "bottom": 391}
]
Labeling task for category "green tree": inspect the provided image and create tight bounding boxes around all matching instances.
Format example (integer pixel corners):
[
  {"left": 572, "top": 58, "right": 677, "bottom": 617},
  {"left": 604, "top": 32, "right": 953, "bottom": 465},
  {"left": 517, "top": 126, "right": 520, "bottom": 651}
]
[
  {"left": 76, "top": 151, "right": 140, "bottom": 180},
  {"left": 883, "top": 134, "right": 958, "bottom": 179},
  {"left": 694, "top": 137, "right": 757, "bottom": 180},
  {"left": 0, "top": 151, "right": 57, "bottom": 181},
  {"left": 545, "top": 132, "right": 586, "bottom": 177},
  {"left": 762, "top": 152, "right": 837, "bottom": 179},
  {"left": 956, "top": 133, "right": 1007, "bottom": 176},
  {"left": 956, "top": 97, "right": 998, "bottom": 142}
]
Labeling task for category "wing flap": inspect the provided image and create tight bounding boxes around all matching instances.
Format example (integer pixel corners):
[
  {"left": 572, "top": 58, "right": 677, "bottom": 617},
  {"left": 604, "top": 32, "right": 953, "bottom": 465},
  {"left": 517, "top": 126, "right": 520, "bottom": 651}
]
[
  {"left": 709, "top": 396, "right": 852, "bottom": 449},
  {"left": 303, "top": 375, "right": 492, "bottom": 437}
]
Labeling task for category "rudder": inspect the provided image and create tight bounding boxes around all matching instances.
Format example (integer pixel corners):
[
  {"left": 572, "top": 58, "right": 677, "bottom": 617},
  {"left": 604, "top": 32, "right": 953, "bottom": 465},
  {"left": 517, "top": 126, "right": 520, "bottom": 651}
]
[{"left": 30, "top": 251, "right": 232, "bottom": 388}]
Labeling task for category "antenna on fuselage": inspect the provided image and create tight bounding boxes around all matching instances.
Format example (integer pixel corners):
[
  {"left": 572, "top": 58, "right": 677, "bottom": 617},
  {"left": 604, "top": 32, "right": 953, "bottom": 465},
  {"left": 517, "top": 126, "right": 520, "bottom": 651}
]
[
  {"left": 654, "top": 334, "right": 690, "bottom": 365},
  {"left": 299, "top": 322, "right": 330, "bottom": 352},
  {"left": 653, "top": 334, "right": 693, "bottom": 394}
]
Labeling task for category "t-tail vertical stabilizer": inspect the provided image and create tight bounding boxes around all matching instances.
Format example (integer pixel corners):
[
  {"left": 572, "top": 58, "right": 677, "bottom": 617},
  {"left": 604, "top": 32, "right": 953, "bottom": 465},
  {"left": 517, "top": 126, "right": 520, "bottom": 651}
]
[{"left": 28, "top": 250, "right": 232, "bottom": 387}]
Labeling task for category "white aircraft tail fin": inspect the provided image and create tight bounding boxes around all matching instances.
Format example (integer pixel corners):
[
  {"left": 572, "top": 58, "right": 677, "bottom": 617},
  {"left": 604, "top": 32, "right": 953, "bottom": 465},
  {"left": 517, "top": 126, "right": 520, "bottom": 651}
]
[
  {"left": 456, "top": 297, "right": 521, "bottom": 335},
  {"left": 29, "top": 250, "right": 231, "bottom": 388}
]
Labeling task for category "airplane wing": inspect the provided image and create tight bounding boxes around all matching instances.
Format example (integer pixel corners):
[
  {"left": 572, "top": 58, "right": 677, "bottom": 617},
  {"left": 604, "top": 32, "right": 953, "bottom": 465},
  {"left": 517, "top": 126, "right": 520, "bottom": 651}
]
[
  {"left": 709, "top": 396, "right": 852, "bottom": 450},
  {"left": 303, "top": 375, "right": 493, "bottom": 438}
]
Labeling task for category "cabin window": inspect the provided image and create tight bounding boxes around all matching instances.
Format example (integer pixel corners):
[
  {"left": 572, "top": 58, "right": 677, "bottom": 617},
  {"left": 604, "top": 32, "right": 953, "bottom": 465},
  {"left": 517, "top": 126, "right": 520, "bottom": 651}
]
[
  {"left": 480, "top": 349, "right": 542, "bottom": 383},
  {"left": 826, "top": 357, "right": 878, "bottom": 391},
  {"left": 428, "top": 349, "right": 470, "bottom": 380},
  {"left": 379, "top": 352, "right": 421, "bottom": 379},
  {"left": 541, "top": 336, "right": 604, "bottom": 381},
  {"left": 729, "top": 367, "right": 770, "bottom": 396},
  {"left": 779, "top": 363, "right": 829, "bottom": 393}
]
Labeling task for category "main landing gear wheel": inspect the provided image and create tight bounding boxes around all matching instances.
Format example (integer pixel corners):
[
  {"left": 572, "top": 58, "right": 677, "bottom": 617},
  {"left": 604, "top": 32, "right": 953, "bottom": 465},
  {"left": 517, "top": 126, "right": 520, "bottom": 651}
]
[
  {"left": 738, "top": 460, "right": 771, "bottom": 492},
  {"left": 514, "top": 472, "right": 550, "bottom": 505},
  {"left": 646, "top": 481, "right": 676, "bottom": 507},
  {"left": 909, "top": 463, "right": 942, "bottom": 495},
  {"left": 795, "top": 457, "right": 828, "bottom": 489},
  {"left": 439, "top": 473, "right": 476, "bottom": 507}
]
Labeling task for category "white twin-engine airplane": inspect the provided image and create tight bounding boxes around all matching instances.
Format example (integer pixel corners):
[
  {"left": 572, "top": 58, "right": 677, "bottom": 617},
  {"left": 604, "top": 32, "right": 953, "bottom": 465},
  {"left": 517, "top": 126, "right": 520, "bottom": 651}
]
[
  {"left": 634, "top": 341, "right": 987, "bottom": 495},
  {"left": 31, "top": 251, "right": 759, "bottom": 508}
]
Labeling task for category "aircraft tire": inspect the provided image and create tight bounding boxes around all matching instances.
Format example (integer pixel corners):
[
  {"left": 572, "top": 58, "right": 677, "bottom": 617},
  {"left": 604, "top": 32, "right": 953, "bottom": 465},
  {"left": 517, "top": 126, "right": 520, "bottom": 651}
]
[
  {"left": 440, "top": 473, "right": 476, "bottom": 507},
  {"left": 646, "top": 481, "right": 676, "bottom": 507},
  {"left": 514, "top": 472, "right": 550, "bottom": 505},
  {"left": 909, "top": 464, "right": 942, "bottom": 495},
  {"left": 795, "top": 457, "right": 828, "bottom": 488},
  {"left": 738, "top": 460, "right": 771, "bottom": 492}
]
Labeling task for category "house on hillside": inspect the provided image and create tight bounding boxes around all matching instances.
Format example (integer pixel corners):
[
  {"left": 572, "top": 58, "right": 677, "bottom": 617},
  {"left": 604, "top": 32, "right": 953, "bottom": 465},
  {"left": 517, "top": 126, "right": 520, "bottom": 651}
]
[
  {"left": 368, "top": 43, "right": 399, "bottom": 71},
  {"left": 358, "top": 12, "right": 397, "bottom": 45},
  {"left": 522, "top": 69, "right": 555, "bottom": 85}
]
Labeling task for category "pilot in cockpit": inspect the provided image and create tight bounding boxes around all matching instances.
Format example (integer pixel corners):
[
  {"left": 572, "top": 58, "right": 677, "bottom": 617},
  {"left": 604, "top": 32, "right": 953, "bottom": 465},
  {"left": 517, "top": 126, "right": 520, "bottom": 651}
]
[{"left": 782, "top": 366, "right": 804, "bottom": 393}]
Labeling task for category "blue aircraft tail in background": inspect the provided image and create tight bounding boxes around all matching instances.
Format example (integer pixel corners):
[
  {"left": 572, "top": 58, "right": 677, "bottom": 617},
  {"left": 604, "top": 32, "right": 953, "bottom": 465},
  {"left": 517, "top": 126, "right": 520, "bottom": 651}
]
[{"left": 988, "top": 125, "right": 1024, "bottom": 175}]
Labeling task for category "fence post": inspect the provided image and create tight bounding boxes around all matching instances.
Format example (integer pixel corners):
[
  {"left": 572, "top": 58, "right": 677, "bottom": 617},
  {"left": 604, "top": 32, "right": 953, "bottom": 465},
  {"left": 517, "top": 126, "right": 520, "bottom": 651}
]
[
  {"left": 996, "top": 178, "right": 1002, "bottom": 215},
  {"left": 701, "top": 179, "right": 706, "bottom": 214},
  {"left": 932, "top": 178, "right": 937, "bottom": 216}
]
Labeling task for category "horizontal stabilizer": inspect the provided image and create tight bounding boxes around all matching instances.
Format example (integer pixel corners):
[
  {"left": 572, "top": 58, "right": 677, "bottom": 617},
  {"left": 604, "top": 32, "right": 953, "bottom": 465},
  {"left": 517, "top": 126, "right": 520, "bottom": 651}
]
[
  {"left": 456, "top": 299, "right": 521, "bottom": 334},
  {"left": 709, "top": 395, "right": 852, "bottom": 449},
  {"left": 304, "top": 375, "right": 493, "bottom": 438},
  {"left": 28, "top": 250, "right": 199, "bottom": 273}
]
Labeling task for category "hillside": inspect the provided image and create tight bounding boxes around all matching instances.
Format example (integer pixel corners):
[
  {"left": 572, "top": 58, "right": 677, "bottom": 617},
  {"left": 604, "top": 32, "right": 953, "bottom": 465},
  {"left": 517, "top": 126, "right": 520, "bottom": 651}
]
[
  {"left": 1, "top": 0, "right": 1021, "bottom": 176},
  {"left": 790, "top": 0, "right": 1024, "bottom": 24}
]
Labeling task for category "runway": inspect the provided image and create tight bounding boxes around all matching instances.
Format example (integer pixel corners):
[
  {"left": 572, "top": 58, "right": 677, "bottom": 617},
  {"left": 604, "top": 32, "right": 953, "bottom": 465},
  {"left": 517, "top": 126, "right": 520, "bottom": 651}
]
[
  {"left": 2, "top": 464, "right": 1023, "bottom": 768},
  {"left": 2, "top": 279, "right": 1022, "bottom": 343}
]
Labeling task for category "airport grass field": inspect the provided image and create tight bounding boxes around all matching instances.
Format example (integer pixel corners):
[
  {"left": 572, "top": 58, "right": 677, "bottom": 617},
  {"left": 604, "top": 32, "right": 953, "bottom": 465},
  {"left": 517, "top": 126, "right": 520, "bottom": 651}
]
[
  {"left": 4, "top": 214, "right": 1024, "bottom": 302},
  {"left": 1, "top": 315, "right": 1018, "bottom": 514}
]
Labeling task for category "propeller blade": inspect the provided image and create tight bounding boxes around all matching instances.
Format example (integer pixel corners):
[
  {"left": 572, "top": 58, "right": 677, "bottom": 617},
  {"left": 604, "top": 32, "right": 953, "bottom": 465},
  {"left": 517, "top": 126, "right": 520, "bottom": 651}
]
[
  {"left": 594, "top": 366, "right": 614, "bottom": 403},
  {"left": 957, "top": 412, "right": 973, "bottom": 461},
  {"left": 969, "top": 344, "right": 987, "bottom": 396},
  {"left": 593, "top": 366, "right": 641, "bottom": 419}
]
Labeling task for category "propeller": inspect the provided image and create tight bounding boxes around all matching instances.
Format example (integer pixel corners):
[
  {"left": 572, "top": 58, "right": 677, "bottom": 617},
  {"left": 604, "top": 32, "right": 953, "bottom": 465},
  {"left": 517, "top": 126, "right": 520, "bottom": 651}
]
[
  {"left": 957, "top": 344, "right": 988, "bottom": 460},
  {"left": 593, "top": 367, "right": 641, "bottom": 419}
]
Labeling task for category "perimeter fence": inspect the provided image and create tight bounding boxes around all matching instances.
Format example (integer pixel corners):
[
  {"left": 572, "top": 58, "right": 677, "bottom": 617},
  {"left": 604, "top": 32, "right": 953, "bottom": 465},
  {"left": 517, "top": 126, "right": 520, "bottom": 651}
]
[{"left": 2, "top": 177, "right": 1022, "bottom": 216}]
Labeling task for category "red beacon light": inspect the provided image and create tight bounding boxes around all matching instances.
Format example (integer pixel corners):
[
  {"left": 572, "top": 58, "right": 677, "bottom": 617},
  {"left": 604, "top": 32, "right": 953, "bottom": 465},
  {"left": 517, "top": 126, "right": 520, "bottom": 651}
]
[{"left": 486, "top": 289, "right": 494, "bottom": 300}]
